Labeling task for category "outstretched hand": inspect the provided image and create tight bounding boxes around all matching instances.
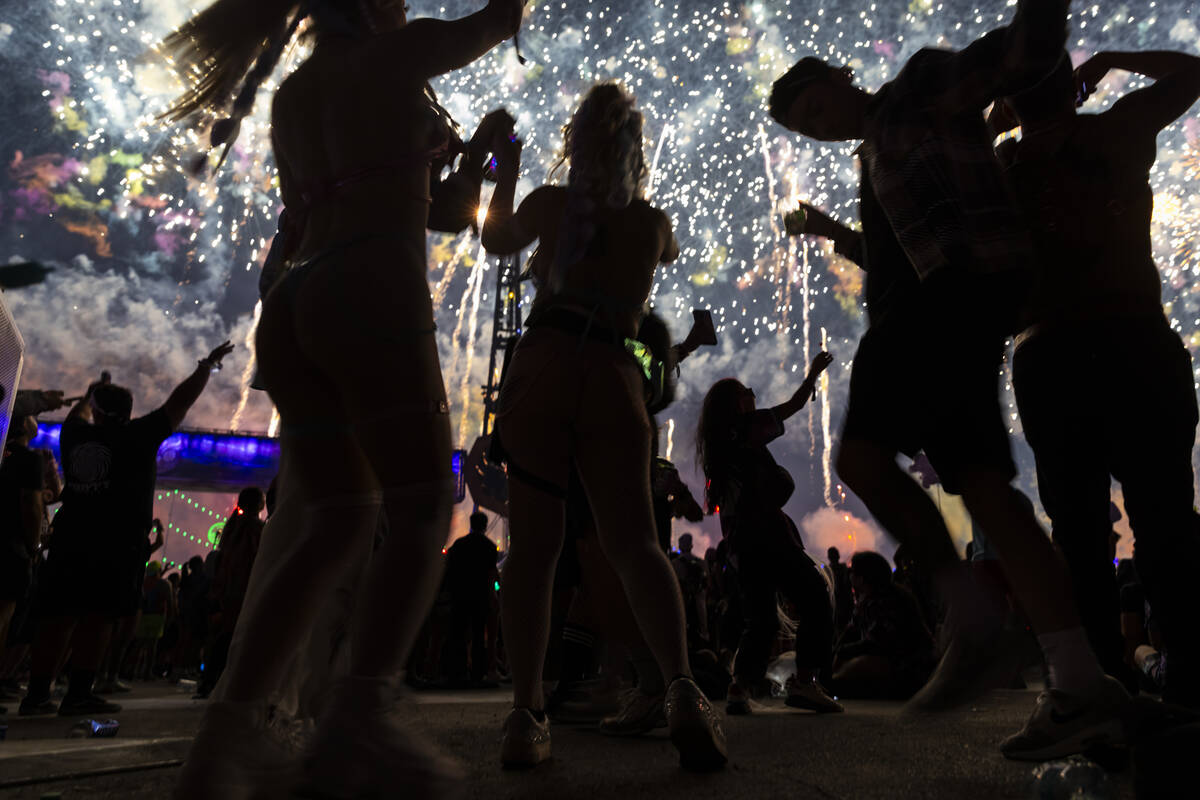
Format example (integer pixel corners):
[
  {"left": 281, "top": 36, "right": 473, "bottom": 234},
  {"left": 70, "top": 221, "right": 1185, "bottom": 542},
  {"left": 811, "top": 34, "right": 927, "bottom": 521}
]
[
  {"left": 203, "top": 341, "right": 235, "bottom": 369},
  {"left": 785, "top": 202, "right": 835, "bottom": 238},
  {"left": 807, "top": 351, "right": 834, "bottom": 379}
]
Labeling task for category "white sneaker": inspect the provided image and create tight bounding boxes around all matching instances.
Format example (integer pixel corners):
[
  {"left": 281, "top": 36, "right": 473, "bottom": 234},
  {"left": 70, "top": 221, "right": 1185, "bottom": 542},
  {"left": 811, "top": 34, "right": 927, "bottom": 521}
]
[
  {"left": 173, "top": 701, "right": 297, "bottom": 800},
  {"left": 500, "top": 707, "right": 551, "bottom": 768},
  {"left": 1001, "top": 676, "right": 1130, "bottom": 762}
]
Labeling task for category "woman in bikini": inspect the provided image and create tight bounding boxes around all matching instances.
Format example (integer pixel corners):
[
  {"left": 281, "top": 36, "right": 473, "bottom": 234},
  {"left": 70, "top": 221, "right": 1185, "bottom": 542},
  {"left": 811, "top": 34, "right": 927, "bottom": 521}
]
[
  {"left": 480, "top": 82, "right": 727, "bottom": 772},
  {"left": 160, "top": 0, "right": 523, "bottom": 797}
]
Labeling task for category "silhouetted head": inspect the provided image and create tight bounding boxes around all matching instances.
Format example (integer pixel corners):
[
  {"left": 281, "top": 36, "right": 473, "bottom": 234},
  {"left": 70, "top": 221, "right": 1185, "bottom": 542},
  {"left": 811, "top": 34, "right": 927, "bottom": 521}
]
[
  {"left": 1006, "top": 53, "right": 1076, "bottom": 125},
  {"left": 188, "top": 555, "right": 205, "bottom": 572},
  {"left": 90, "top": 383, "right": 133, "bottom": 425},
  {"left": 6, "top": 414, "right": 37, "bottom": 446},
  {"left": 849, "top": 550, "right": 893, "bottom": 596},
  {"left": 678, "top": 533, "right": 694, "bottom": 554},
  {"left": 236, "top": 487, "right": 266, "bottom": 517},
  {"left": 470, "top": 511, "right": 488, "bottom": 534},
  {"left": 769, "top": 57, "right": 869, "bottom": 141},
  {"left": 827, "top": 546, "right": 840, "bottom": 565},
  {"left": 696, "top": 378, "right": 753, "bottom": 512}
]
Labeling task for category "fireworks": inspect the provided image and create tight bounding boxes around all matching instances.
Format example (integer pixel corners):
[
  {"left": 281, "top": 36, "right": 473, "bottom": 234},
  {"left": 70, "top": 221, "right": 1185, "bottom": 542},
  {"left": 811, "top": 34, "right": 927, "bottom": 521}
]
[{"left": 5, "top": 0, "right": 1200, "bottom": 544}]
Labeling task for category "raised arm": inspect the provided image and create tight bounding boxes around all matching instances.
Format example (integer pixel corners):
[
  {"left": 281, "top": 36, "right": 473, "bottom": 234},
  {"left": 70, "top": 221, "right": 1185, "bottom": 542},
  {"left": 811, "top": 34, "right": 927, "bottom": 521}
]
[
  {"left": 429, "top": 109, "right": 515, "bottom": 234},
  {"left": 481, "top": 134, "right": 544, "bottom": 255},
  {"left": 770, "top": 351, "right": 834, "bottom": 423},
  {"left": 378, "top": 0, "right": 524, "bottom": 81},
  {"left": 160, "top": 341, "right": 234, "bottom": 430},
  {"left": 1082, "top": 51, "right": 1200, "bottom": 137},
  {"left": 918, "top": 0, "right": 1069, "bottom": 114}
]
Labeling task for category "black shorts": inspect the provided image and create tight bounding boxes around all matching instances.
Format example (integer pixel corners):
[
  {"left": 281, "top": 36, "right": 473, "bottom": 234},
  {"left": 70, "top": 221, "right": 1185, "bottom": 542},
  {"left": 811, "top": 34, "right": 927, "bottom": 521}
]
[
  {"left": 35, "top": 547, "right": 144, "bottom": 620},
  {"left": 842, "top": 272, "right": 1018, "bottom": 495}
]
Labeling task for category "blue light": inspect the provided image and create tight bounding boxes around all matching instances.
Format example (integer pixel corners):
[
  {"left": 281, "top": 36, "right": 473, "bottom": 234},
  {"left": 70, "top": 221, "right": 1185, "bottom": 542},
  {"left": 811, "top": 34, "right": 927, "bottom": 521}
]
[{"left": 33, "top": 423, "right": 284, "bottom": 491}]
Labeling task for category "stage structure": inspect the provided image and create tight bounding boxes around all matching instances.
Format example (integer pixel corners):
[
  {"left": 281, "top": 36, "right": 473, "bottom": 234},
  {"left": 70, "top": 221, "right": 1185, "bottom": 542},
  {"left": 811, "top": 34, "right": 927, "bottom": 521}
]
[{"left": 465, "top": 252, "right": 524, "bottom": 548}]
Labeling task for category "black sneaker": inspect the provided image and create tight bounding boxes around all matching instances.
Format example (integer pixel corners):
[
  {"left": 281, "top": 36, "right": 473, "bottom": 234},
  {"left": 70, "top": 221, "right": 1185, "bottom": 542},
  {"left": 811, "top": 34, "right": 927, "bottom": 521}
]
[
  {"left": 57, "top": 694, "right": 121, "bottom": 716},
  {"left": 19, "top": 695, "right": 58, "bottom": 716}
]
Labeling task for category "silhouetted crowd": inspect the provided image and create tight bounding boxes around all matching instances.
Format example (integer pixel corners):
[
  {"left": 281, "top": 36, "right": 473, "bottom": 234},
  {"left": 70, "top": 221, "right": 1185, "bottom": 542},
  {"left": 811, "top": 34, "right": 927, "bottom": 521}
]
[{"left": 2, "top": 0, "right": 1199, "bottom": 797}]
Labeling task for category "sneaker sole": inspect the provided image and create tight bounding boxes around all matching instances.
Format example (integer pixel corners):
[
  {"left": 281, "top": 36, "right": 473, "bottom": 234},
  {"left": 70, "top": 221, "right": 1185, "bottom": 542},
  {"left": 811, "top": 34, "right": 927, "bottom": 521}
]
[{"left": 1001, "top": 718, "right": 1124, "bottom": 762}]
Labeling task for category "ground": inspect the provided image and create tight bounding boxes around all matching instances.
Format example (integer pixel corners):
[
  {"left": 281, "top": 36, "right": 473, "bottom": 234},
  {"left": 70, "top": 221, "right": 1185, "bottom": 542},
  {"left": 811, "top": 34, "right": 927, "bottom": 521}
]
[{"left": 0, "top": 683, "right": 1135, "bottom": 799}]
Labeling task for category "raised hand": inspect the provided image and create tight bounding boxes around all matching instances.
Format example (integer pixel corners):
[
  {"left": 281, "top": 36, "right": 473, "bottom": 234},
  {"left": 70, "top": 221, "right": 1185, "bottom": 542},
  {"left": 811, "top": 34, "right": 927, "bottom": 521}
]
[
  {"left": 1074, "top": 54, "right": 1110, "bottom": 106},
  {"left": 203, "top": 341, "right": 235, "bottom": 369},
  {"left": 808, "top": 351, "right": 834, "bottom": 378}
]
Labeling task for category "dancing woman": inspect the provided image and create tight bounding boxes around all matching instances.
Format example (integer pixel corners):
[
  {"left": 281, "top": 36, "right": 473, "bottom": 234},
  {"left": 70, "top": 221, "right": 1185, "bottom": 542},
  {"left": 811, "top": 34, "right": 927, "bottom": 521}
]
[
  {"left": 696, "top": 355, "right": 843, "bottom": 716},
  {"left": 160, "top": 0, "right": 523, "bottom": 797},
  {"left": 480, "top": 82, "right": 727, "bottom": 772}
]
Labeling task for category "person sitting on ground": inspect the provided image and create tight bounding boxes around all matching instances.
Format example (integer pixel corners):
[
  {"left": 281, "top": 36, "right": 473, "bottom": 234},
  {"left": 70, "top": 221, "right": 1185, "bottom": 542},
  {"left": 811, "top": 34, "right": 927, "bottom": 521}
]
[
  {"left": 19, "top": 341, "right": 232, "bottom": 719},
  {"left": 831, "top": 551, "right": 936, "bottom": 700}
]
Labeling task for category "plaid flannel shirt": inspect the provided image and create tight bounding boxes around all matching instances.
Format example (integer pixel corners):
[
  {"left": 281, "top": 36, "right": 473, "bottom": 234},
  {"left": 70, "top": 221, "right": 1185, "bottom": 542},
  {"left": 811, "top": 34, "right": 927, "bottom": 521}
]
[{"left": 859, "top": 0, "right": 1068, "bottom": 282}]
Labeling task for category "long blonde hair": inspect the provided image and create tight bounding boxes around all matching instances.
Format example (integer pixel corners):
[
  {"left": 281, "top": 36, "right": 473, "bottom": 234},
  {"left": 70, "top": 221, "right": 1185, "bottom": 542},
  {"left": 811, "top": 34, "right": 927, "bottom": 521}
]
[
  {"left": 159, "top": 0, "right": 313, "bottom": 169},
  {"left": 548, "top": 83, "right": 648, "bottom": 292}
]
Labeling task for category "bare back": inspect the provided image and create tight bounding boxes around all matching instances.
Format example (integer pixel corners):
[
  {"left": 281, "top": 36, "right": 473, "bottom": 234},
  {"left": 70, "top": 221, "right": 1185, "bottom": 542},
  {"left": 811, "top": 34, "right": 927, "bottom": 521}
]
[
  {"left": 524, "top": 186, "right": 678, "bottom": 337},
  {"left": 272, "top": 38, "right": 448, "bottom": 260}
]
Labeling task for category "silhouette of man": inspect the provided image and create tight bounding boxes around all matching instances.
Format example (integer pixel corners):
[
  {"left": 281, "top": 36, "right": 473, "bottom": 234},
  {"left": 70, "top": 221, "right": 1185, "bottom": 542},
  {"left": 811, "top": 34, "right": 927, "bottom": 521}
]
[
  {"left": 999, "top": 48, "right": 1200, "bottom": 708},
  {"left": 770, "top": 0, "right": 1130, "bottom": 759}
]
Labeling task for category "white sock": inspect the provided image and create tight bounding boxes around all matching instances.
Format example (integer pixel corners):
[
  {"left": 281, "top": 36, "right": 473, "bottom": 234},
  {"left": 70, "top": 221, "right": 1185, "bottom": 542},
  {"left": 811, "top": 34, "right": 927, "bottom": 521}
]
[{"left": 1037, "top": 627, "right": 1105, "bottom": 695}]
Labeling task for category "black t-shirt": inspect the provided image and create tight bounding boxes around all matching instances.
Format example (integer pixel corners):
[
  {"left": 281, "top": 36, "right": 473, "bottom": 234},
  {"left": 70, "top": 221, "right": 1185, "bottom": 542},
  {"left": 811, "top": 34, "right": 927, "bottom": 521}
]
[
  {"left": 445, "top": 531, "right": 498, "bottom": 605},
  {"left": 52, "top": 410, "right": 173, "bottom": 552},
  {"left": 0, "top": 443, "right": 44, "bottom": 560}
]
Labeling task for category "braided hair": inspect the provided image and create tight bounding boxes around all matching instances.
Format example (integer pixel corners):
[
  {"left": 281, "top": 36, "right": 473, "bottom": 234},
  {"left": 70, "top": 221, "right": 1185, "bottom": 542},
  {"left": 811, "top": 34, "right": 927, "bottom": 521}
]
[
  {"left": 160, "top": 0, "right": 375, "bottom": 174},
  {"left": 547, "top": 83, "right": 648, "bottom": 293}
]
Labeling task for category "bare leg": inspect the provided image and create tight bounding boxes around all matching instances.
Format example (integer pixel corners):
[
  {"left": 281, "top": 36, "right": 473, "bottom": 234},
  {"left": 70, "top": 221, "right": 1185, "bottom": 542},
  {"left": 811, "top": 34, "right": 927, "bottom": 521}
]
[
  {"left": 500, "top": 476, "right": 566, "bottom": 710},
  {"left": 575, "top": 434, "right": 689, "bottom": 685},
  {"left": 959, "top": 472, "right": 1078, "bottom": 634}
]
